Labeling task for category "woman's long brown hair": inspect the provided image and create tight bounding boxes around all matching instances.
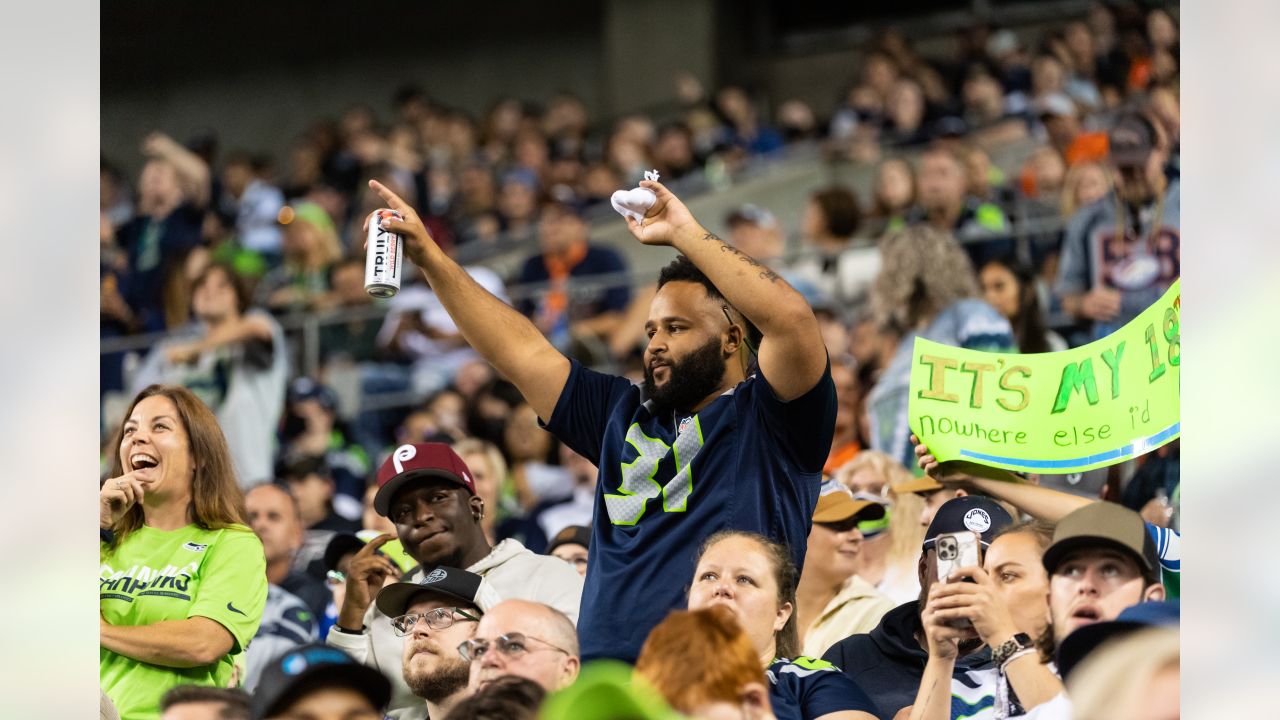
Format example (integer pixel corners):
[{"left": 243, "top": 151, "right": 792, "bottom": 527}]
[{"left": 104, "top": 384, "right": 247, "bottom": 549}]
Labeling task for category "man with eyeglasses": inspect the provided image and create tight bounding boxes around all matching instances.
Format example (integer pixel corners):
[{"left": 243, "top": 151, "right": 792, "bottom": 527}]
[
  {"left": 461, "top": 599, "right": 581, "bottom": 693},
  {"left": 375, "top": 566, "right": 487, "bottom": 720}
]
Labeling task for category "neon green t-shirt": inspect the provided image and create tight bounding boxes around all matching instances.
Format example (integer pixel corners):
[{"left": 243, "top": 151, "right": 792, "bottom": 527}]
[{"left": 100, "top": 524, "right": 267, "bottom": 720}]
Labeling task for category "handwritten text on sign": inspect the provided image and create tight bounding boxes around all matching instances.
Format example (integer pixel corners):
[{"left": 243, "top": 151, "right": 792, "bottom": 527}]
[{"left": 908, "top": 279, "right": 1180, "bottom": 473}]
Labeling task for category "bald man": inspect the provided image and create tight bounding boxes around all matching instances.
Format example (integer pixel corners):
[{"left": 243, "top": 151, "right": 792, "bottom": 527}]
[
  {"left": 461, "top": 600, "right": 580, "bottom": 692},
  {"left": 244, "top": 484, "right": 328, "bottom": 619}
]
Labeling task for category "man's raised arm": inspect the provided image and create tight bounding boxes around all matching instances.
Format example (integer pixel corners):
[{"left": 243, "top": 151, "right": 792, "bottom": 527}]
[
  {"left": 625, "top": 180, "right": 827, "bottom": 401},
  {"left": 368, "top": 180, "right": 570, "bottom": 421}
]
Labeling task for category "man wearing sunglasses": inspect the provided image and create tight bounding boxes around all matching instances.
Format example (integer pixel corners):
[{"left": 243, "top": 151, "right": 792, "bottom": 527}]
[
  {"left": 375, "top": 566, "right": 486, "bottom": 720},
  {"left": 461, "top": 599, "right": 580, "bottom": 693}
]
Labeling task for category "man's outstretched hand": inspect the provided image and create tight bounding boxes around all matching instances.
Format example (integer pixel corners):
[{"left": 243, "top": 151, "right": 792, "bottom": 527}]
[
  {"left": 363, "top": 179, "right": 439, "bottom": 269},
  {"left": 623, "top": 180, "right": 700, "bottom": 247}
]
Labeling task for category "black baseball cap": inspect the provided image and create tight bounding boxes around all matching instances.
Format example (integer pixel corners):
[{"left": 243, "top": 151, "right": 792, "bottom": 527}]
[
  {"left": 250, "top": 644, "right": 391, "bottom": 720},
  {"left": 1108, "top": 112, "right": 1157, "bottom": 168},
  {"left": 923, "top": 495, "right": 1013, "bottom": 551},
  {"left": 1042, "top": 501, "right": 1158, "bottom": 577},
  {"left": 546, "top": 525, "right": 591, "bottom": 555},
  {"left": 375, "top": 566, "right": 484, "bottom": 619},
  {"left": 1056, "top": 600, "right": 1179, "bottom": 681}
]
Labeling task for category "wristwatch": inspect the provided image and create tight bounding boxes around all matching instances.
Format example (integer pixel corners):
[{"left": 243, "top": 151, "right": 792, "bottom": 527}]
[{"left": 990, "top": 633, "right": 1033, "bottom": 667}]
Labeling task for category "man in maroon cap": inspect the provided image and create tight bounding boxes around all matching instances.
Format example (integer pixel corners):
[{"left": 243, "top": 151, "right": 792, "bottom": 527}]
[{"left": 325, "top": 442, "right": 582, "bottom": 712}]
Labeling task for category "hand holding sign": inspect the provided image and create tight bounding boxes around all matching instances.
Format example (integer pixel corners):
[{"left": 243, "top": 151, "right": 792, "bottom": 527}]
[{"left": 909, "top": 280, "right": 1180, "bottom": 474}]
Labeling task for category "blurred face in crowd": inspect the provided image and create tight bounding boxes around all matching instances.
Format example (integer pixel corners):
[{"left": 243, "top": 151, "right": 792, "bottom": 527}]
[
  {"left": 655, "top": 127, "right": 695, "bottom": 172},
  {"left": 504, "top": 403, "right": 552, "bottom": 462},
  {"left": 582, "top": 164, "right": 620, "bottom": 200},
  {"left": 389, "top": 478, "right": 486, "bottom": 567},
  {"left": 459, "top": 450, "right": 499, "bottom": 524},
  {"left": 1112, "top": 149, "right": 1166, "bottom": 206},
  {"left": 120, "top": 395, "right": 194, "bottom": 505},
  {"left": 1071, "top": 163, "right": 1111, "bottom": 209},
  {"left": 537, "top": 204, "right": 587, "bottom": 256},
  {"left": 498, "top": 180, "right": 538, "bottom": 224},
  {"left": 284, "top": 471, "right": 335, "bottom": 529},
  {"left": 1031, "top": 55, "right": 1066, "bottom": 97},
  {"left": 729, "top": 219, "right": 783, "bottom": 262},
  {"left": 963, "top": 74, "right": 1005, "bottom": 122},
  {"left": 401, "top": 594, "right": 478, "bottom": 704},
  {"left": 871, "top": 160, "right": 913, "bottom": 215},
  {"left": 984, "top": 531, "right": 1051, "bottom": 638},
  {"left": 550, "top": 542, "right": 588, "bottom": 576},
  {"left": 887, "top": 79, "right": 925, "bottom": 131},
  {"left": 1028, "top": 147, "right": 1067, "bottom": 195},
  {"left": 331, "top": 261, "right": 371, "bottom": 306},
  {"left": 1147, "top": 10, "right": 1178, "bottom": 50},
  {"left": 844, "top": 467, "right": 888, "bottom": 497},
  {"left": 862, "top": 54, "right": 898, "bottom": 96},
  {"left": 138, "top": 159, "right": 182, "bottom": 214},
  {"left": 980, "top": 261, "right": 1022, "bottom": 321},
  {"left": 467, "top": 601, "right": 580, "bottom": 692},
  {"left": 1049, "top": 548, "right": 1164, "bottom": 644},
  {"left": 363, "top": 484, "right": 396, "bottom": 535},
  {"left": 222, "top": 160, "right": 253, "bottom": 199},
  {"left": 643, "top": 281, "right": 735, "bottom": 413},
  {"left": 919, "top": 487, "right": 964, "bottom": 528},
  {"left": 245, "top": 484, "right": 303, "bottom": 565},
  {"left": 688, "top": 535, "right": 790, "bottom": 661},
  {"left": 192, "top": 266, "right": 239, "bottom": 323},
  {"left": 806, "top": 516, "right": 865, "bottom": 585},
  {"left": 267, "top": 687, "right": 381, "bottom": 720},
  {"left": 918, "top": 150, "right": 967, "bottom": 214}
]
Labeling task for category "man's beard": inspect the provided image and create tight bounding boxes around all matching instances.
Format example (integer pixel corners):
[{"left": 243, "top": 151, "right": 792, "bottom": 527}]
[
  {"left": 404, "top": 652, "right": 471, "bottom": 704},
  {"left": 643, "top": 336, "right": 728, "bottom": 413}
]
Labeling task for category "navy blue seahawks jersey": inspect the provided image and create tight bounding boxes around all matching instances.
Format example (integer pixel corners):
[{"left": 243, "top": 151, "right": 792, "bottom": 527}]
[
  {"left": 768, "top": 656, "right": 881, "bottom": 720},
  {"left": 544, "top": 359, "right": 837, "bottom": 662}
]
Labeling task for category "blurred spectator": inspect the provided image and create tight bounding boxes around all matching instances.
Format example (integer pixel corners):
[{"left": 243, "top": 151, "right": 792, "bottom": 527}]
[
  {"left": 316, "top": 256, "right": 384, "bottom": 366},
  {"left": 687, "top": 531, "right": 880, "bottom": 719},
  {"left": 882, "top": 78, "right": 931, "bottom": 146},
  {"left": 1033, "top": 93, "right": 1108, "bottom": 167},
  {"left": 1059, "top": 161, "right": 1112, "bottom": 220},
  {"left": 242, "top": 582, "right": 320, "bottom": 693},
  {"left": 777, "top": 98, "right": 820, "bottom": 142},
  {"left": 453, "top": 437, "right": 510, "bottom": 544},
  {"left": 461, "top": 600, "right": 581, "bottom": 693},
  {"left": 714, "top": 85, "right": 784, "bottom": 156},
  {"left": 822, "top": 496, "right": 1014, "bottom": 719},
  {"left": 249, "top": 644, "right": 391, "bottom": 720},
  {"left": 115, "top": 132, "right": 211, "bottom": 332},
  {"left": 865, "top": 226, "right": 1013, "bottom": 469},
  {"left": 865, "top": 157, "right": 916, "bottom": 237},
  {"left": 254, "top": 201, "right": 341, "bottom": 313},
  {"left": 634, "top": 606, "right": 777, "bottom": 719},
  {"left": 497, "top": 168, "right": 541, "bottom": 245},
  {"left": 278, "top": 455, "right": 362, "bottom": 535},
  {"left": 218, "top": 151, "right": 285, "bottom": 267},
  {"left": 790, "top": 185, "right": 877, "bottom": 312},
  {"left": 132, "top": 262, "right": 288, "bottom": 487},
  {"left": 279, "top": 377, "right": 370, "bottom": 508},
  {"left": 652, "top": 122, "right": 700, "bottom": 183},
  {"left": 1055, "top": 112, "right": 1178, "bottom": 341},
  {"left": 1066, "top": 625, "right": 1179, "bottom": 720},
  {"left": 795, "top": 482, "right": 895, "bottom": 658},
  {"left": 534, "top": 446, "right": 598, "bottom": 543},
  {"left": 513, "top": 201, "right": 631, "bottom": 354},
  {"left": 503, "top": 402, "right": 571, "bottom": 513},
  {"left": 835, "top": 451, "right": 925, "bottom": 604},
  {"left": 979, "top": 254, "right": 1068, "bottom": 353},
  {"left": 544, "top": 525, "right": 590, "bottom": 577},
  {"left": 159, "top": 687, "right": 249, "bottom": 720},
  {"left": 443, "top": 676, "right": 545, "bottom": 720},
  {"left": 907, "top": 144, "right": 1012, "bottom": 268},
  {"left": 244, "top": 483, "right": 330, "bottom": 620},
  {"left": 102, "top": 160, "right": 136, "bottom": 229}
]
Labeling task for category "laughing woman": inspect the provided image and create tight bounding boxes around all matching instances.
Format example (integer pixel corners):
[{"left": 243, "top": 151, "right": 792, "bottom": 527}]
[{"left": 99, "top": 385, "right": 267, "bottom": 720}]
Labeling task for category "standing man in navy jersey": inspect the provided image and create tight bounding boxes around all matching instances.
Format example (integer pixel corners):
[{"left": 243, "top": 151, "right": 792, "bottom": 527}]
[{"left": 363, "top": 176, "right": 835, "bottom": 662}]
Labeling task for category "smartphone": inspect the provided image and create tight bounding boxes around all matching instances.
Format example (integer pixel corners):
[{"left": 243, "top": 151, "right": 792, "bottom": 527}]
[
  {"left": 934, "top": 530, "right": 982, "bottom": 629},
  {"left": 934, "top": 530, "right": 982, "bottom": 583}
]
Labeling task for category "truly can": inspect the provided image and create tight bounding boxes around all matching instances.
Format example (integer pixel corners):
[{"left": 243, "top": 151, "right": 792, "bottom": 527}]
[{"left": 364, "top": 208, "right": 404, "bottom": 298}]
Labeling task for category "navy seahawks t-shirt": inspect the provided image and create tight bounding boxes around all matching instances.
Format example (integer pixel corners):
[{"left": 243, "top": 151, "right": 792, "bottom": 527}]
[
  {"left": 768, "top": 657, "right": 881, "bottom": 720},
  {"left": 544, "top": 358, "right": 837, "bottom": 662}
]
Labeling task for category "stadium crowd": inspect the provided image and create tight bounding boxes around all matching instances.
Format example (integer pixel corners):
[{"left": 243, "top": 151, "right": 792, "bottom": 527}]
[{"left": 100, "top": 3, "right": 1181, "bottom": 719}]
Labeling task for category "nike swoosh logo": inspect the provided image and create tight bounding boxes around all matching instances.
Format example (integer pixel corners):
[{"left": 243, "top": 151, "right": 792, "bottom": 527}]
[{"left": 227, "top": 601, "right": 246, "bottom": 615}]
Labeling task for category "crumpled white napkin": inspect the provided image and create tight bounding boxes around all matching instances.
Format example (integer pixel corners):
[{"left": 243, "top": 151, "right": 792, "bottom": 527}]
[{"left": 610, "top": 169, "right": 660, "bottom": 223}]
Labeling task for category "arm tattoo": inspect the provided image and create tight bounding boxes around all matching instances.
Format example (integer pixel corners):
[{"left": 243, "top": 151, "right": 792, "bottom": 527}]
[{"left": 704, "top": 232, "right": 782, "bottom": 283}]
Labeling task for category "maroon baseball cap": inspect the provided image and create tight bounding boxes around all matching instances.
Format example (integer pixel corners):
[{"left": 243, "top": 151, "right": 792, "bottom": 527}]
[{"left": 373, "top": 443, "right": 477, "bottom": 516}]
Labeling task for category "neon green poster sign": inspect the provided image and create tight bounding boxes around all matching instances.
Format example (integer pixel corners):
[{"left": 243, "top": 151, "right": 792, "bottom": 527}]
[{"left": 908, "top": 280, "right": 1180, "bottom": 474}]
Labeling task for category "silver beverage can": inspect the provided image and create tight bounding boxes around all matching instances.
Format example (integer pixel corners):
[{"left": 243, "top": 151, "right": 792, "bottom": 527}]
[{"left": 364, "top": 208, "right": 404, "bottom": 298}]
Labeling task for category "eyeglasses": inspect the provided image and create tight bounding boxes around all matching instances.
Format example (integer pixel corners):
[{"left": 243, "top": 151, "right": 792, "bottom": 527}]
[
  {"left": 390, "top": 607, "right": 481, "bottom": 637},
  {"left": 457, "top": 632, "right": 571, "bottom": 663},
  {"left": 557, "top": 555, "right": 588, "bottom": 570}
]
